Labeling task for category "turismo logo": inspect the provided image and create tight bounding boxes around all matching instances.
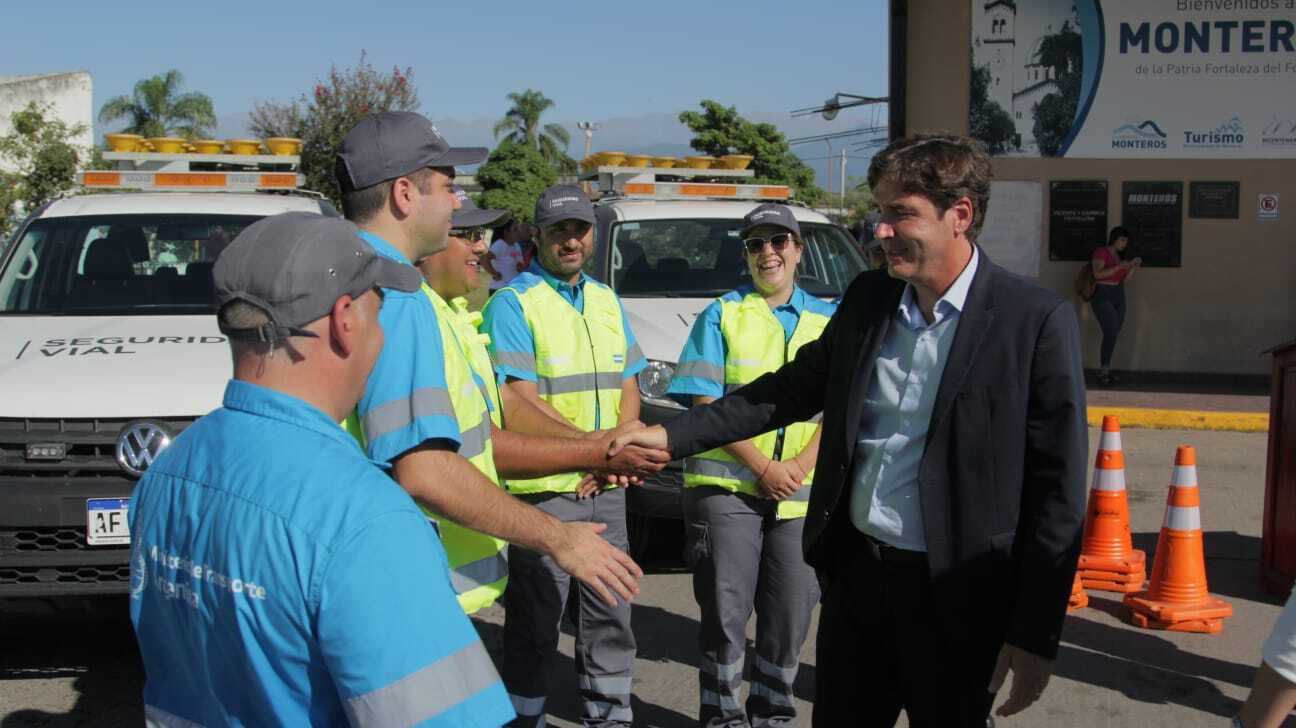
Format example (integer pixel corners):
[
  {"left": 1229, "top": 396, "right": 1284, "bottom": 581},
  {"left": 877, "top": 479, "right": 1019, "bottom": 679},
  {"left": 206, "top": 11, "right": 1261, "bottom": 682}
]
[
  {"left": 1261, "top": 118, "right": 1296, "bottom": 147},
  {"left": 1183, "top": 117, "right": 1244, "bottom": 149},
  {"left": 1111, "top": 120, "right": 1168, "bottom": 150}
]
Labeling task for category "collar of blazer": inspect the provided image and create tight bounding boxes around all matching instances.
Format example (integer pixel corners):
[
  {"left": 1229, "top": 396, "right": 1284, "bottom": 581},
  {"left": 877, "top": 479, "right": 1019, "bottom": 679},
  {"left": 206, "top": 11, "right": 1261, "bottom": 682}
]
[{"left": 842, "top": 246, "right": 998, "bottom": 447}]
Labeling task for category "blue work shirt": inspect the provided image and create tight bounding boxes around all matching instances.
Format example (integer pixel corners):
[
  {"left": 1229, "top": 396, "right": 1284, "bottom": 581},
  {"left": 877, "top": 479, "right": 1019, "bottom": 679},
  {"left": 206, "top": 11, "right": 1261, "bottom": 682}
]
[
  {"left": 849, "top": 247, "right": 980, "bottom": 551},
  {"left": 667, "top": 284, "right": 838, "bottom": 403},
  {"left": 481, "top": 260, "right": 647, "bottom": 422},
  {"left": 356, "top": 231, "right": 463, "bottom": 464},
  {"left": 129, "top": 380, "right": 513, "bottom": 727}
]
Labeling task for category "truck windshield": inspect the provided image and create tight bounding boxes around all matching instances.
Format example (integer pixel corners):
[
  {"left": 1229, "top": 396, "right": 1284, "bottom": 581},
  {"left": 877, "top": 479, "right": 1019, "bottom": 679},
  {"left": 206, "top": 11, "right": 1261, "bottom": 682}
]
[
  {"left": 0, "top": 214, "right": 260, "bottom": 315},
  {"left": 609, "top": 219, "right": 865, "bottom": 298}
]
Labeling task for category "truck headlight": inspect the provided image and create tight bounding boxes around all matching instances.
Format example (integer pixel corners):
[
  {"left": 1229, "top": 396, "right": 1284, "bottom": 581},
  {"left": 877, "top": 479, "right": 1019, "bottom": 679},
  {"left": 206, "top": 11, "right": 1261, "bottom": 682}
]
[{"left": 638, "top": 360, "right": 677, "bottom": 401}]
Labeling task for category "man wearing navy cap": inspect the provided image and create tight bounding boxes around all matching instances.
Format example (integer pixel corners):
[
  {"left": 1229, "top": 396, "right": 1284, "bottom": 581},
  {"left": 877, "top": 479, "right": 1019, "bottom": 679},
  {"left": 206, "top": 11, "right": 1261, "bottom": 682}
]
[
  {"left": 482, "top": 184, "right": 648, "bottom": 728},
  {"left": 128, "top": 212, "right": 514, "bottom": 727},
  {"left": 334, "top": 115, "right": 661, "bottom": 620}
]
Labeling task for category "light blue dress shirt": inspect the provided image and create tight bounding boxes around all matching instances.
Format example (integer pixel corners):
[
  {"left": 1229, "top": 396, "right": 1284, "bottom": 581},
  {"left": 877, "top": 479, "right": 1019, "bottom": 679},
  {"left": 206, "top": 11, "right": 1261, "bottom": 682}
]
[{"left": 849, "top": 248, "right": 980, "bottom": 551}]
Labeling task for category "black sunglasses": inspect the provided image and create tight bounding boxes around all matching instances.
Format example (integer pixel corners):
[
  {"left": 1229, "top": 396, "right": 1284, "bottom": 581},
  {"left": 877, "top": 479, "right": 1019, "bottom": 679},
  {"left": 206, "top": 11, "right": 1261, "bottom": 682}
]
[
  {"left": 743, "top": 233, "right": 795, "bottom": 255},
  {"left": 450, "top": 228, "right": 486, "bottom": 242}
]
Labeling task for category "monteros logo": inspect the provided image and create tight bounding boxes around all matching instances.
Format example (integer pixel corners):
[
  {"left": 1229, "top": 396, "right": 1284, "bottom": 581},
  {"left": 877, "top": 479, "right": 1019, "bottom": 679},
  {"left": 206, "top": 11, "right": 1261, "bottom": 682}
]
[
  {"left": 1112, "top": 120, "right": 1168, "bottom": 150},
  {"left": 1261, "top": 117, "right": 1296, "bottom": 147},
  {"left": 1183, "top": 116, "right": 1245, "bottom": 149}
]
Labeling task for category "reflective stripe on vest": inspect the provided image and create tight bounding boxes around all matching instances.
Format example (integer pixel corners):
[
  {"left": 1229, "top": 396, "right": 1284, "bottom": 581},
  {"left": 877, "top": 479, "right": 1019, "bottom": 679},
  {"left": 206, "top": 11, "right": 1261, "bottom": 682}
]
[
  {"left": 683, "top": 290, "right": 831, "bottom": 519},
  {"left": 498, "top": 278, "right": 628, "bottom": 494},
  {"left": 343, "top": 283, "right": 507, "bottom": 614}
]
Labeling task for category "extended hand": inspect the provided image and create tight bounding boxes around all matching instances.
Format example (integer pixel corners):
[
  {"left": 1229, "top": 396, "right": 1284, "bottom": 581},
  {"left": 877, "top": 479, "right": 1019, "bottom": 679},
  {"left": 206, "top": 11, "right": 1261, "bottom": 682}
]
[
  {"left": 605, "top": 441, "right": 671, "bottom": 476},
  {"left": 757, "top": 460, "right": 803, "bottom": 501},
  {"left": 989, "top": 643, "right": 1055, "bottom": 717},
  {"left": 575, "top": 472, "right": 644, "bottom": 500},
  {"left": 550, "top": 521, "right": 643, "bottom": 606},
  {"left": 607, "top": 424, "right": 669, "bottom": 457}
]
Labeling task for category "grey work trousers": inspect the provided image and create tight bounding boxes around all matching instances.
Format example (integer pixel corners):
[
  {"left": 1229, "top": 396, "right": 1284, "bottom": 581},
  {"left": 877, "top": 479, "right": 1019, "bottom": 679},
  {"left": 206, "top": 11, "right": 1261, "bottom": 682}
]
[
  {"left": 684, "top": 486, "right": 820, "bottom": 728},
  {"left": 501, "top": 488, "right": 635, "bottom": 728}
]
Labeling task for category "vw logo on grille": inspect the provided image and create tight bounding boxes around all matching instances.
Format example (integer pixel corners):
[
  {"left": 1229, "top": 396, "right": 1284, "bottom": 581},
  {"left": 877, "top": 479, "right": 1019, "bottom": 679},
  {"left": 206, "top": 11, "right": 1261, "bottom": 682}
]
[{"left": 115, "top": 421, "right": 172, "bottom": 478}]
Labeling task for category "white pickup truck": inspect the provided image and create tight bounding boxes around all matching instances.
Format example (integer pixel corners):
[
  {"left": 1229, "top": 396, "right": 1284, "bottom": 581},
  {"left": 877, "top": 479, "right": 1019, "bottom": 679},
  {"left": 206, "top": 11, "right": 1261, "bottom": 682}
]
[{"left": 0, "top": 190, "right": 336, "bottom": 597}]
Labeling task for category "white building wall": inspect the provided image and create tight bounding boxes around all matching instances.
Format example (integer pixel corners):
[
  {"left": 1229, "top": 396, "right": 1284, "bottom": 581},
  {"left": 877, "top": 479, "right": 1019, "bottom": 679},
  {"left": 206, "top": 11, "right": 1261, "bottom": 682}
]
[{"left": 0, "top": 72, "right": 93, "bottom": 174}]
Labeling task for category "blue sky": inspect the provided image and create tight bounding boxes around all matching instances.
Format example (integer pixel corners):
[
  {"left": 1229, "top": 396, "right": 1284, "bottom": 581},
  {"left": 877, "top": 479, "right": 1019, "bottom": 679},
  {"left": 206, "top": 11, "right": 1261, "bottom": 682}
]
[{"left": 6, "top": 0, "right": 890, "bottom": 182}]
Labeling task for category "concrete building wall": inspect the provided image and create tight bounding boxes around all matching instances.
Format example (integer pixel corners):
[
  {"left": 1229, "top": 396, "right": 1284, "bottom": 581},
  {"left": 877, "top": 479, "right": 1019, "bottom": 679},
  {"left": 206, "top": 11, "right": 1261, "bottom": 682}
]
[
  {"left": 900, "top": 0, "right": 1295, "bottom": 376},
  {"left": 0, "top": 72, "right": 93, "bottom": 173}
]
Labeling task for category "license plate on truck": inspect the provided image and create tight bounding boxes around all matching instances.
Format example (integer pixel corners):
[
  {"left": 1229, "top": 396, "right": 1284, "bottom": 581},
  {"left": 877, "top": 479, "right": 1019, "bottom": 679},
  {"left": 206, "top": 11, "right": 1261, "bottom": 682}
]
[{"left": 86, "top": 498, "right": 130, "bottom": 546}]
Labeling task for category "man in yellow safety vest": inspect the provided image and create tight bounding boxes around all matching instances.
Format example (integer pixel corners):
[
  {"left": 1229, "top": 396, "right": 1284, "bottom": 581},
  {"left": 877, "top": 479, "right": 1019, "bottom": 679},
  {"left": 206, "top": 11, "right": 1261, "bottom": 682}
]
[{"left": 481, "top": 185, "right": 645, "bottom": 727}]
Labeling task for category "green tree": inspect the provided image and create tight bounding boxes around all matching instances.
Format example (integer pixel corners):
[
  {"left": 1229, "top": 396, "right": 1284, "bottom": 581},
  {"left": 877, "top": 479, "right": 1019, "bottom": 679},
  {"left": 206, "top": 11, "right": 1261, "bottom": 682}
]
[
  {"left": 98, "top": 70, "right": 216, "bottom": 139},
  {"left": 678, "top": 100, "right": 822, "bottom": 205},
  {"left": 1032, "top": 21, "right": 1083, "bottom": 157},
  {"left": 835, "top": 177, "right": 877, "bottom": 226},
  {"left": 475, "top": 140, "right": 558, "bottom": 224},
  {"left": 492, "top": 89, "right": 573, "bottom": 172},
  {"left": 969, "top": 64, "right": 1017, "bottom": 155},
  {"left": 248, "top": 52, "right": 419, "bottom": 207},
  {"left": 0, "top": 103, "right": 87, "bottom": 235}
]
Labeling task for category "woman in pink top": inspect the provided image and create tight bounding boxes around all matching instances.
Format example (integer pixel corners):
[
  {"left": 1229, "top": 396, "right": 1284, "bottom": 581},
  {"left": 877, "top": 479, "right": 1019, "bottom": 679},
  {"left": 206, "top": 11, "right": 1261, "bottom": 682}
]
[{"left": 1090, "top": 226, "right": 1142, "bottom": 385}]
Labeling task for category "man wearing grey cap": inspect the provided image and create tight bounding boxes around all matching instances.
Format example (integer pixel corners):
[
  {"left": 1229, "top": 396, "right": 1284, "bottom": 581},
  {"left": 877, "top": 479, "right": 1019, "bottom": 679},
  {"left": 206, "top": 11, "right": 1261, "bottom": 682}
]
[
  {"left": 481, "top": 184, "right": 648, "bottom": 728},
  {"left": 333, "top": 114, "right": 651, "bottom": 618},
  {"left": 128, "top": 212, "right": 514, "bottom": 727},
  {"left": 409, "top": 189, "right": 668, "bottom": 615}
]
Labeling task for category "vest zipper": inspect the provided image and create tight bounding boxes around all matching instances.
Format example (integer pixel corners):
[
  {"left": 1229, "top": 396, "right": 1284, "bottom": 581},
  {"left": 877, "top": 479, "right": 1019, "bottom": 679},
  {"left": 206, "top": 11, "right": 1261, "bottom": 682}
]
[
  {"left": 771, "top": 331, "right": 789, "bottom": 461},
  {"left": 580, "top": 317, "right": 601, "bottom": 431}
]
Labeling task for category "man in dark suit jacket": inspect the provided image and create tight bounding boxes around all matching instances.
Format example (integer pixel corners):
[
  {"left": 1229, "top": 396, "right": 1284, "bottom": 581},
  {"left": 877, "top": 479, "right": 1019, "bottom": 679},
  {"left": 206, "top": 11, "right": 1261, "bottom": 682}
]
[{"left": 609, "top": 134, "right": 1088, "bottom": 726}]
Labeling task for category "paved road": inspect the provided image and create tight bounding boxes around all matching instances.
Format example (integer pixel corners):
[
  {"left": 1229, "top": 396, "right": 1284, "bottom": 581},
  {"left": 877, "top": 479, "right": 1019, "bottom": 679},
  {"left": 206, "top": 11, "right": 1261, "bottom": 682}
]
[{"left": 0, "top": 427, "right": 1287, "bottom": 727}]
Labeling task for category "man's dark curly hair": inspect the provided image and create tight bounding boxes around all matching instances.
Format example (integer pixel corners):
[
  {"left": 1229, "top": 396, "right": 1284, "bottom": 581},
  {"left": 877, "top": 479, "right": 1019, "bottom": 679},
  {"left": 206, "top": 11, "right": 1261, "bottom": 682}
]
[{"left": 866, "top": 133, "right": 993, "bottom": 242}]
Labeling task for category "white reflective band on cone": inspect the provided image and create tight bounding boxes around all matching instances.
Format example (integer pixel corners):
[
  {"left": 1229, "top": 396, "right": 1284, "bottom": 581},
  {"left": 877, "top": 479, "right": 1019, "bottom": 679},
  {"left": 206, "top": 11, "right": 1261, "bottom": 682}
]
[
  {"left": 1092, "top": 467, "right": 1127, "bottom": 491},
  {"left": 1098, "top": 431, "right": 1122, "bottom": 451},
  {"left": 1164, "top": 505, "right": 1202, "bottom": 531},
  {"left": 1172, "top": 466, "right": 1198, "bottom": 487}
]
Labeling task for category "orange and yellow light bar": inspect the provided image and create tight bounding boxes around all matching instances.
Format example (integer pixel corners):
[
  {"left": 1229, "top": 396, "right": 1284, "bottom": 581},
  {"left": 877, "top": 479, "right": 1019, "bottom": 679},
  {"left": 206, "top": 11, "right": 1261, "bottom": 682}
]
[
  {"left": 77, "top": 171, "right": 302, "bottom": 191},
  {"left": 621, "top": 182, "right": 790, "bottom": 200}
]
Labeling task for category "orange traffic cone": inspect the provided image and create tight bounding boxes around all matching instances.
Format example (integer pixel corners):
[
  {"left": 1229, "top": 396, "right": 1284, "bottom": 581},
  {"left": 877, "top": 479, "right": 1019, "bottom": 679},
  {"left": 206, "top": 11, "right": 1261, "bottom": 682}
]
[
  {"left": 1077, "top": 416, "right": 1146, "bottom": 592},
  {"left": 1124, "top": 446, "right": 1233, "bottom": 633},
  {"left": 1067, "top": 571, "right": 1088, "bottom": 613}
]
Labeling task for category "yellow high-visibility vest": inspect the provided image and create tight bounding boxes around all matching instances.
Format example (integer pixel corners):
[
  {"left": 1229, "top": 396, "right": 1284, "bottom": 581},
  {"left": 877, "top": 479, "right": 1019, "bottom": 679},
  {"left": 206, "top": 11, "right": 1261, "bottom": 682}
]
[
  {"left": 493, "top": 278, "right": 628, "bottom": 494},
  {"left": 682, "top": 290, "right": 831, "bottom": 519},
  {"left": 343, "top": 283, "right": 508, "bottom": 614}
]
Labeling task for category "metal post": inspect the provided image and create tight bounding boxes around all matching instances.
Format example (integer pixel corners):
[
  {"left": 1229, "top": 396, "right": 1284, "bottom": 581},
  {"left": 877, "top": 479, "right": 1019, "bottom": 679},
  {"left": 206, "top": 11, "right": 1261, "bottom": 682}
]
[
  {"left": 840, "top": 148, "right": 847, "bottom": 217},
  {"left": 824, "top": 139, "right": 833, "bottom": 206}
]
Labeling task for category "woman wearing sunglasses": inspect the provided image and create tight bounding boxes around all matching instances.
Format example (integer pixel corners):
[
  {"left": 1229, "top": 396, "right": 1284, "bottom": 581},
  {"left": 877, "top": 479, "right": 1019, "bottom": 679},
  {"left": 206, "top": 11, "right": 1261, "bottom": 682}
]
[{"left": 665, "top": 202, "right": 838, "bottom": 727}]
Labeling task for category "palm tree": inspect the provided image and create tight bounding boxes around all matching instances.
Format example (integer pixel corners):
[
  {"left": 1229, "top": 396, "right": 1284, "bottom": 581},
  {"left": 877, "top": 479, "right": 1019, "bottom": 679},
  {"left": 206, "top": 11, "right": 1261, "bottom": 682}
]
[
  {"left": 98, "top": 70, "right": 217, "bottom": 139},
  {"left": 492, "top": 89, "right": 571, "bottom": 167}
]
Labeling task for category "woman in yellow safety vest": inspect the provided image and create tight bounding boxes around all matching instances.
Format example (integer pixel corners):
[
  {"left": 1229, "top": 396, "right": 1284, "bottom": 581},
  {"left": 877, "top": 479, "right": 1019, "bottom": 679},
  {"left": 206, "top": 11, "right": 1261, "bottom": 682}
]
[{"left": 665, "top": 203, "right": 837, "bottom": 728}]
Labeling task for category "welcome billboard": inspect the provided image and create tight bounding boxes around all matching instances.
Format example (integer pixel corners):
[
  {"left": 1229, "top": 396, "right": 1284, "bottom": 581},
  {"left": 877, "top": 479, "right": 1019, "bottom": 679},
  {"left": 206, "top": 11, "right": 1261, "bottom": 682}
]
[{"left": 970, "top": 0, "right": 1296, "bottom": 158}]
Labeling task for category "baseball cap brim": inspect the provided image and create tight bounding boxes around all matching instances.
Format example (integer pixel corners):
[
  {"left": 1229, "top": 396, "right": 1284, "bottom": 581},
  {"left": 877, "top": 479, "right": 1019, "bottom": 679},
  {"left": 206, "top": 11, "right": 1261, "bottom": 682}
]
[
  {"left": 433, "top": 147, "right": 489, "bottom": 168},
  {"left": 453, "top": 207, "right": 511, "bottom": 229},
  {"left": 740, "top": 219, "right": 799, "bottom": 238},
  {"left": 364, "top": 255, "right": 424, "bottom": 293}
]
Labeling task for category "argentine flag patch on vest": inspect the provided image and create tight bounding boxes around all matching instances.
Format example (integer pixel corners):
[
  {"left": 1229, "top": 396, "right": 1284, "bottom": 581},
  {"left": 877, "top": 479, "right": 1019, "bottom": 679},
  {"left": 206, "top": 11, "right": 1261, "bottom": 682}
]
[{"left": 612, "top": 353, "right": 625, "bottom": 365}]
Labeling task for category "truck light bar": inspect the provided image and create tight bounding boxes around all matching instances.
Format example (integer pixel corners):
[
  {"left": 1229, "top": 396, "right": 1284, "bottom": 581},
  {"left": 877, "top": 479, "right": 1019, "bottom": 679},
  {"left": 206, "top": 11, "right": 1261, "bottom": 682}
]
[
  {"left": 620, "top": 182, "right": 790, "bottom": 200},
  {"left": 77, "top": 170, "right": 303, "bottom": 192}
]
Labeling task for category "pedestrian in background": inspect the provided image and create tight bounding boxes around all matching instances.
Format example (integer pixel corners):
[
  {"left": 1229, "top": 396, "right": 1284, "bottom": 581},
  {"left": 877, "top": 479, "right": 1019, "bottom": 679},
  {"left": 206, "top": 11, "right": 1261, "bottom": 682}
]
[
  {"left": 1090, "top": 225, "right": 1141, "bottom": 386},
  {"left": 667, "top": 202, "right": 836, "bottom": 727},
  {"left": 129, "top": 213, "right": 513, "bottom": 726},
  {"left": 486, "top": 219, "right": 527, "bottom": 292}
]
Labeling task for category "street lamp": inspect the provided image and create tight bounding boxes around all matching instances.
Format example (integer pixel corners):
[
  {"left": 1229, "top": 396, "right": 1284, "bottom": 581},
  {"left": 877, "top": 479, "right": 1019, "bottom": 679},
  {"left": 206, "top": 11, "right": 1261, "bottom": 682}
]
[
  {"left": 791, "top": 92, "right": 888, "bottom": 121},
  {"left": 576, "top": 121, "right": 599, "bottom": 159}
]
